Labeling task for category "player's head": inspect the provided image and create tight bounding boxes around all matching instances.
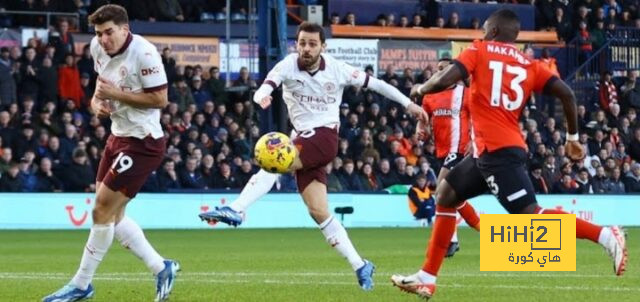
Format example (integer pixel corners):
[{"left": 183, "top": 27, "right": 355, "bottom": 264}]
[
  {"left": 88, "top": 4, "right": 130, "bottom": 55},
  {"left": 296, "top": 22, "right": 326, "bottom": 70},
  {"left": 437, "top": 57, "right": 452, "bottom": 71},
  {"left": 483, "top": 9, "right": 520, "bottom": 42}
]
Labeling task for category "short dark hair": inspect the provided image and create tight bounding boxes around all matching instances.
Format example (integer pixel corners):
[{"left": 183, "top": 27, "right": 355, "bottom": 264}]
[
  {"left": 296, "top": 22, "right": 325, "bottom": 43},
  {"left": 88, "top": 4, "right": 128, "bottom": 26}
]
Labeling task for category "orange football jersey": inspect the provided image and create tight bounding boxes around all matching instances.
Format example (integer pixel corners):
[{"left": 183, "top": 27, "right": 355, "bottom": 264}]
[
  {"left": 454, "top": 40, "right": 558, "bottom": 156},
  {"left": 422, "top": 84, "right": 471, "bottom": 159}
]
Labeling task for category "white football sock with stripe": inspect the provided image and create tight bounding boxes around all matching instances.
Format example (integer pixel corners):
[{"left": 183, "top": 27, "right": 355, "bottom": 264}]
[
  {"left": 319, "top": 216, "right": 365, "bottom": 271},
  {"left": 71, "top": 223, "right": 114, "bottom": 290},
  {"left": 115, "top": 216, "right": 165, "bottom": 275},
  {"left": 229, "top": 169, "right": 278, "bottom": 213}
]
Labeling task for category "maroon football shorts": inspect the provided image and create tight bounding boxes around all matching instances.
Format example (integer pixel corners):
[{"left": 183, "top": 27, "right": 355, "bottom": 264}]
[
  {"left": 292, "top": 126, "right": 339, "bottom": 192},
  {"left": 96, "top": 134, "right": 166, "bottom": 198}
]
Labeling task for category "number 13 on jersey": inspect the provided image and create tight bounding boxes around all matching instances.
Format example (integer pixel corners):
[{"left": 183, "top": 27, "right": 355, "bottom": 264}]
[{"left": 489, "top": 60, "right": 527, "bottom": 111}]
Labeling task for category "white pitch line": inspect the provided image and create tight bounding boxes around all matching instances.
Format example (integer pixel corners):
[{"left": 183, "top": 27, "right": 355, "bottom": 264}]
[
  {"left": 0, "top": 271, "right": 635, "bottom": 279},
  {"left": 0, "top": 273, "right": 638, "bottom": 292}
]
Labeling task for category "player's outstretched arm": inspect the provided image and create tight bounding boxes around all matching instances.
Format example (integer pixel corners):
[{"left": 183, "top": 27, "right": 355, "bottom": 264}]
[
  {"left": 366, "top": 77, "right": 428, "bottom": 123},
  {"left": 412, "top": 64, "right": 463, "bottom": 98},
  {"left": 95, "top": 76, "right": 168, "bottom": 109},
  {"left": 253, "top": 85, "right": 274, "bottom": 109},
  {"left": 548, "top": 78, "right": 585, "bottom": 161}
]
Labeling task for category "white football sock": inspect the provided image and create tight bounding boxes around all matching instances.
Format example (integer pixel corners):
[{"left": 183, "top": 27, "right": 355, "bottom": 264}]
[
  {"left": 71, "top": 223, "right": 115, "bottom": 290},
  {"left": 417, "top": 270, "right": 437, "bottom": 283},
  {"left": 598, "top": 227, "right": 612, "bottom": 246},
  {"left": 451, "top": 229, "right": 458, "bottom": 243},
  {"left": 319, "top": 216, "right": 365, "bottom": 271},
  {"left": 115, "top": 216, "right": 165, "bottom": 275},
  {"left": 229, "top": 169, "right": 278, "bottom": 213}
]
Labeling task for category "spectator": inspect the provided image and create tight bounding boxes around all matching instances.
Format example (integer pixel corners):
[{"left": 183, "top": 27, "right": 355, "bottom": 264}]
[
  {"left": 325, "top": 162, "right": 344, "bottom": 192},
  {"left": 330, "top": 13, "right": 340, "bottom": 25},
  {"left": 590, "top": 20, "right": 606, "bottom": 50},
  {"left": 161, "top": 47, "right": 177, "bottom": 85},
  {"left": 58, "top": 54, "right": 84, "bottom": 108},
  {"left": 58, "top": 148, "right": 95, "bottom": 192},
  {"left": 624, "top": 163, "right": 640, "bottom": 192},
  {"left": 0, "top": 163, "right": 22, "bottom": 192},
  {"left": 232, "top": 67, "right": 257, "bottom": 103},
  {"left": 155, "top": 0, "right": 185, "bottom": 22},
  {"left": 629, "top": 128, "right": 640, "bottom": 161},
  {"left": 575, "top": 168, "right": 593, "bottom": 194},
  {"left": 375, "top": 14, "right": 387, "bottom": 26},
  {"left": 605, "top": 167, "right": 626, "bottom": 193},
  {"left": 12, "top": 124, "right": 37, "bottom": 159},
  {"left": 0, "top": 52, "right": 16, "bottom": 107},
  {"left": 359, "top": 162, "right": 381, "bottom": 192},
  {"left": 530, "top": 163, "right": 549, "bottom": 194},
  {"left": 19, "top": 47, "right": 40, "bottom": 102},
  {"left": 577, "top": 21, "right": 593, "bottom": 65},
  {"left": 191, "top": 76, "right": 212, "bottom": 110},
  {"left": 599, "top": 71, "right": 619, "bottom": 113},
  {"left": 34, "top": 157, "right": 63, "bottom": 192},
  {"left": 76, "top": 44, "right": 94, "bottom": 79},
  {"left": 378, "top": 158, "right": 399, "bottom": 188},
  {"left": 552, "top": 173, "right": 579, "bottom": 194},
  {"left": 412, "top": 14, "right": 423, "bottom": 28},
  {"left": 621, "top": 70, "right": 640, "bottom": 111},
  {"left": 344, "top": 12, "right": 356, "bottom": 26},
  {"left": 236, "top": 159, "right": 255, "bottom": 185},
  {"left": 399, "top": 15, "right": 409, "bottom": 28},
  {"left": 38, "top": 57, "right": 59, "bottom": 104},
  {"left": 212, "top": 160, "right": 239, "bottom": 189},
  {"left": 592, "top": 166, "right": 609, "bottom": 193},
  {"left": 407, "top": 173, "right": 435, "bottom": 226},
  {"left": 445, "top": 12, "right": 460, "bottom": 29},
  {"left": 206, "top": 66, "right": 228, "bottom": 106},
  {"left": 48, "top": 19, "right": 75, "bottom": 65},
  {"left": 339, "top": 159, "right": 362, "bottom": 191},
  {"left": 551, "top": 7, "right": 572, "bottom": 41},
  {"left": 0, "top": 146, "right": 11, "bottom": 173},
  {"left": 158, "top": 158, "right": 181, "bottom": 191},
  {"left": 386, "top": 14, "right": 396, "bottom": 27},
  {"left": 435, "top": 16, "right": 445, "bottom": 28},
  {"left": 470, "top": 17, "right": 481, "bottom": 30},
  {"left": 179, "top": 156, "right": 206, "bottom": 189}
]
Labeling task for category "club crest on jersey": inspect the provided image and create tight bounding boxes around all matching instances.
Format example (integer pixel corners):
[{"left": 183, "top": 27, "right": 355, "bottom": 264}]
[
  {"left": 119, "top": 66, "right": 128, "bottom": 78},
  {"left": 324, "top": 82, "right": 335, "bottom": 93}
]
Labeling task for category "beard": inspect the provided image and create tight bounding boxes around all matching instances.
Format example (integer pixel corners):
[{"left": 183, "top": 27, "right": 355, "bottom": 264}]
[{"left": 298, "top": 52, "right": 321, "bottom": 70}]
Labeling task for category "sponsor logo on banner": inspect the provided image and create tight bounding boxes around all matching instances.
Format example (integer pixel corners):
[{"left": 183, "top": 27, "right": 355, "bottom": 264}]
[
  {"left": 378, "top": 40, "right": 451, "bottom": 73},
  {"left": 480, "top": 214, "right": 576, "bottom": 271},
  {"left": 146, "top": 36, "right": 220, "bottom": 67},
  {"left": 325, "top": 39, "right": 379, "bottom": 75},
  {"left": 65, "top": 198, "right": 93, "bottom": 227}
]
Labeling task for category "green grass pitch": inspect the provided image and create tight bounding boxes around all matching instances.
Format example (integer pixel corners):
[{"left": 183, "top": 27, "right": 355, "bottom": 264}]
[{"left": 0, "top": 227, "right": 636, "bottom": 301}]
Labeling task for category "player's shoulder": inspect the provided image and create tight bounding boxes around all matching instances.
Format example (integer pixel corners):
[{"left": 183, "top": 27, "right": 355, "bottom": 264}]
[
  {"left": 130, "top": 34, "right": 159, "bottom": 58},
  {"left": 89, "top": 36, "right": 101, "bottom": 56},
  {"left": 276, "top": 53, "right": 298, "bottom": 71}
]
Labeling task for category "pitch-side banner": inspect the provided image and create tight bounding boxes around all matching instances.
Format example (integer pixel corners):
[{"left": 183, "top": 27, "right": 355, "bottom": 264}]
[
  {"left": 325, "top": 39, "right": 379, "bottom": 75},
  {"left": 378, "top": 40, "right": 451, "bottom": 73},
  {"left": 146, "top": 36, "right": 220, "bottom": 67},
  {"left": 0, "top": 194, "right": 638, "bottom": 229}
]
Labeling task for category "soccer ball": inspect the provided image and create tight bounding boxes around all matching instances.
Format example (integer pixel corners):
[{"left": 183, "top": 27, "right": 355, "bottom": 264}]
[{"left": 254, "top": 132, "right": 297, "bottom": 173}]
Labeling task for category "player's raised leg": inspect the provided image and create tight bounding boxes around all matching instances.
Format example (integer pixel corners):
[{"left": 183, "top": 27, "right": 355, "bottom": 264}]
[{"left": 199, "top": 169, "right": 278, "bottom": 226}]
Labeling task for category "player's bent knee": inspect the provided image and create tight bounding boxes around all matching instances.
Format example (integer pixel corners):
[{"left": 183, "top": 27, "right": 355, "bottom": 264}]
[{"left": 435, "top": 179, "right": 462, "bottom": 208}]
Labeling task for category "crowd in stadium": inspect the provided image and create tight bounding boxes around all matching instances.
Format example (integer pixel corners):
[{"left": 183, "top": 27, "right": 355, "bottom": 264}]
[{"left": 0, "top": 0, "right": 639, "bottom": 194}]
